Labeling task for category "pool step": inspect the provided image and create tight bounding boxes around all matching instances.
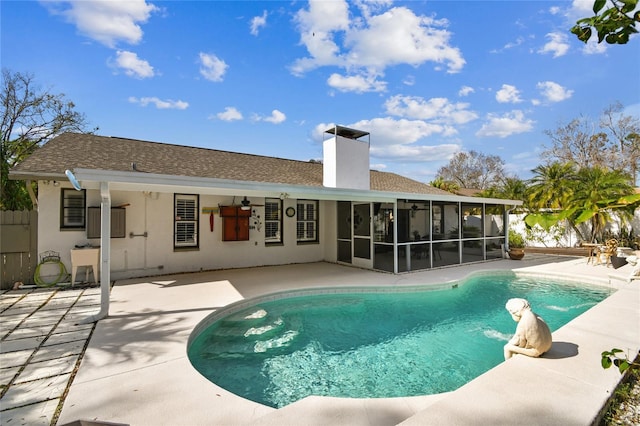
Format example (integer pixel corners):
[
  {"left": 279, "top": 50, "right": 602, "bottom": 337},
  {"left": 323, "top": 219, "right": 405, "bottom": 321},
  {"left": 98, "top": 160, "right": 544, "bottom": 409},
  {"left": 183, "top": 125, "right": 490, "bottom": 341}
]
[
  {"left": 206, "top": 312, "right": 302, "bottom": 356},
  {"left": 213, "top": 316, "right": 285, "bottom": 338},
  {"left": 253, "top": 330, "right": 299, "bottom": 353},
  {"left": 221, "top": 308, "right": 268, "bottom": 323}
]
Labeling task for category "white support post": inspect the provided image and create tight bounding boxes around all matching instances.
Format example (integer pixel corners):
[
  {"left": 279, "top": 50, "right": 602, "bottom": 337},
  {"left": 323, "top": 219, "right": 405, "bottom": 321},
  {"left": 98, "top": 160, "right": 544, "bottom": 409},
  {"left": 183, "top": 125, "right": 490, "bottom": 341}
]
[
  {"left": 393, "top": 201, "right": 398, "bottom": 274},
  {"left": 79, "top": 181, "right": 111, "bottom": 324}
]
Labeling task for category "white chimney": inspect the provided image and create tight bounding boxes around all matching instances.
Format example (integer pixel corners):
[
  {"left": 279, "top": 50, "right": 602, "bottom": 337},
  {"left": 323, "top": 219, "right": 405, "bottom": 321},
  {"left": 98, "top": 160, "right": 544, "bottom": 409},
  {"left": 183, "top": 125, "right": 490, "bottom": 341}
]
[{"left": 323, "top": 125, "right": 370, "bottom": 190}]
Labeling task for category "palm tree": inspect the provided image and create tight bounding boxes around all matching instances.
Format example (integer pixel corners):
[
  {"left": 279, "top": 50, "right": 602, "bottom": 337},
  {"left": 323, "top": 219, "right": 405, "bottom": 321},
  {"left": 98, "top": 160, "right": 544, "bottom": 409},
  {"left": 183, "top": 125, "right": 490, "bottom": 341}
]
[
  {"left": 570, "top": 167, "right": 635, "bottom": 242},
  {"left": 429, "top": 177, "right": 460, "bottom": 193},
  {"left": 525, "top": 165, "right": 638, "bottom": 242},
  {"left": 527, "top": 162, "right": 577, "bottom": 210}
]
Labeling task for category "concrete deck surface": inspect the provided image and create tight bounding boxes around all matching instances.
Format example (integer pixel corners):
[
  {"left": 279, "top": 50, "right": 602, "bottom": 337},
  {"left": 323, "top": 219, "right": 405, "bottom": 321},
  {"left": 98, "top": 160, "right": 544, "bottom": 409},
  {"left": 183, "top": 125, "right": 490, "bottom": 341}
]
[{"left": 2, "top": 255, "right": 639, "bottom": 425}]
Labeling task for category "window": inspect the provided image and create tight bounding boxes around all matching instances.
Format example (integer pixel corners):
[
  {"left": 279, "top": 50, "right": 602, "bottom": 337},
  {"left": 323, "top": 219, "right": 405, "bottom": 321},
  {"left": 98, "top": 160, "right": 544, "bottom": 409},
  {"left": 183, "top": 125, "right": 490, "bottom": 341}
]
[
  {"left": 174, "top": 194, "right": 199, "bottom": 249},
  {"left": 61, "top": 188, "right": 86, "bottom": 229},
  {"left": 265, "top": 198, "right": 282, "bottom": 244},
  {"left": 297, "top": 200, "right": 319, "bottom": 243}
]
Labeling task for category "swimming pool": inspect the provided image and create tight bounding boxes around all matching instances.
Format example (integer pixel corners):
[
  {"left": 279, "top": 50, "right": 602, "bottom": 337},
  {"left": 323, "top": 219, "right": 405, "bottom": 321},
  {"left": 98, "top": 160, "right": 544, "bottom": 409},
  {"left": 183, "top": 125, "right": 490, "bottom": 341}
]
[{"left": 188, "top": 272, "right": 612, "bottom": 408}]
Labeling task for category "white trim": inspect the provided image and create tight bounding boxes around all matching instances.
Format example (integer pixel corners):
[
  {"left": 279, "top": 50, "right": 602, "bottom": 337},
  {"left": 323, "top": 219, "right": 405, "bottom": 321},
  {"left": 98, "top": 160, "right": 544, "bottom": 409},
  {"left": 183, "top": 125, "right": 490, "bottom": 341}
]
[{"left": 66, "top": 168, "right": 523, "bottom": 206}]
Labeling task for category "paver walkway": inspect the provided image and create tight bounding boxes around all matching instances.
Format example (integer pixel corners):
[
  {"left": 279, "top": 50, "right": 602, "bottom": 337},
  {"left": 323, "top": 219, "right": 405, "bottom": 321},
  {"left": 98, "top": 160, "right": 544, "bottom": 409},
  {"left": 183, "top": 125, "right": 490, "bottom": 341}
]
[{"left": 0, "top": 286, "right": 101, "bottom": 425}]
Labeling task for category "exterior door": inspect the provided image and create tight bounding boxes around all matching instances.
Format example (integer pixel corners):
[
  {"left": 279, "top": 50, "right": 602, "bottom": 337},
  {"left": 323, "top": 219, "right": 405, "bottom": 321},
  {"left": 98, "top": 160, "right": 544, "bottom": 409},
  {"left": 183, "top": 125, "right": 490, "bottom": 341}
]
[{"left": 352, "top": 203, "right": 372, "bottom": 269}]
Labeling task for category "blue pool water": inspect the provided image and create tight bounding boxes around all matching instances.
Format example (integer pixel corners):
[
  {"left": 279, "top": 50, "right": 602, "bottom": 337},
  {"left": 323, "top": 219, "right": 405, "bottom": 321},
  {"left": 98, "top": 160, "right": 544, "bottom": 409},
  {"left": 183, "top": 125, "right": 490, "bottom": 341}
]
[{"left": 188, "top": 274, "right": 611, "bottom": 408}]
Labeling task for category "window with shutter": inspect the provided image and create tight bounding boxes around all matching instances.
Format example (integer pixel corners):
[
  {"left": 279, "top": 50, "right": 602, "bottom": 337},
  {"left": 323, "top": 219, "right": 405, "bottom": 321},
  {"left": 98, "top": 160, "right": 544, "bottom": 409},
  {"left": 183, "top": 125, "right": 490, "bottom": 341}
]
[
  {"left": 265, "top": 198, "right": 282, "bottom": 245},
  {"left": 296, "top": 200, "right": 319, "bottom": 243},
  {"left": 174, "top": 194, "right": 199, "bottom": 248}
]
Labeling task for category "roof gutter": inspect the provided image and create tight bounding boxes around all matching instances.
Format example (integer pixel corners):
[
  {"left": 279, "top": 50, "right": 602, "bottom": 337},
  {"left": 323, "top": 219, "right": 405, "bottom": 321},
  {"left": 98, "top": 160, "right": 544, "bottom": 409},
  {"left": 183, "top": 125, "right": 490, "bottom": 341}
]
[{"left": 67, "top": 168, "right": 523, "bottom": 206}]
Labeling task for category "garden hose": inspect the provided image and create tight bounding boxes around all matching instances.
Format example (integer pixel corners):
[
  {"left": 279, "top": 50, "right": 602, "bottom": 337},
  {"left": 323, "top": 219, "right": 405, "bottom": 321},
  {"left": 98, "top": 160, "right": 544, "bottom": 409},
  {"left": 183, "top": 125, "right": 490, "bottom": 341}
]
[{"left": 34, "top": 251, "right": 69, "bottom": 287}]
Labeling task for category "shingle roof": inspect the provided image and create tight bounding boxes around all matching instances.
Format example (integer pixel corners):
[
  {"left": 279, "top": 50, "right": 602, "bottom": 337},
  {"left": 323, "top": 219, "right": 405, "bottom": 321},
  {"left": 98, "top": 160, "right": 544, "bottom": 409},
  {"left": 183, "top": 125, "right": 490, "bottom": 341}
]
[{"left": 12, "top": 132, "right": 451, "bottom": 195}]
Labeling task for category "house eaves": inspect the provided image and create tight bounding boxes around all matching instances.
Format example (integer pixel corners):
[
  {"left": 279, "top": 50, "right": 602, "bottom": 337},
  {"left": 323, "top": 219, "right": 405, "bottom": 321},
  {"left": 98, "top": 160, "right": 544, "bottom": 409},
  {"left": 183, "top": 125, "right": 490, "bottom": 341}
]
[{"left": 63, "top": 168, "right": 522, "bottom": 206}]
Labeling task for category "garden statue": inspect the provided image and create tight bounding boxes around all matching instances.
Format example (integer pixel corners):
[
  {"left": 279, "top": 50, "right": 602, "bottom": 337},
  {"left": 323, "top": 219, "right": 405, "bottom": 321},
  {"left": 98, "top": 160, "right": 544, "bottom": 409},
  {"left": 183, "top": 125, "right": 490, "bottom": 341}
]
[{"left": 504, "top": 298, "right": 553, "bottom": 360}]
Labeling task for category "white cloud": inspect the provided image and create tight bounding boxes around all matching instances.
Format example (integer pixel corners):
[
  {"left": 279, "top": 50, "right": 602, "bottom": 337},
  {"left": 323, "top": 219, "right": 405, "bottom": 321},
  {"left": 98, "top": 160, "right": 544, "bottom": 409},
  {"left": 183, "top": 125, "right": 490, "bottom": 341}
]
[
  {"left": 549, "top": 6, "right": 561, "bottom": 15},
  {"left": 370, "top": 163, "right": 388, "bottom": 170},
  {"left": 128, "top": 96, "right": 188, "bottom": 110},
  {"left": 291, "top": 2, "right": 465, "bottom": 89},
  {"left": 216, "top": 107, "right": 243, "bottom": 121},
  {"left": 490, "top": 36, "right": 525, "bottom": 54},
  {"left": 538, "top": 32, "right": 570, "bottom": 58},
  {"left": 504, "top": 37, "right": 525, "bottom": 49},
  {"left": 250, "top": 10, "right": 268, "bottom": 36},
  {"left": 370, "top": 142, "right": 461, "bottom": 162},
  {"left": 45, "top": 0, "right": 158, "bottom": 48},
  {"left": 255, "top": 109, "right": 287, "bottom": 124},
  {"left": 496, "top": 84, "right": 523, "bottom": 103},
  {"left": 314, "top": 118, "right": 436, "bottom": 145},
  {"left": 582, "top": 39, "right": 607, "bottom": 55},
  {"left": 402, "top": 75, "right": 416, "bottom": 86},
  {"left": 384, "top": 95, "right": 478, "bottom": 125},
  {"left": 476, "top": 110, "right": 534, "bottom": 138},
  {"left": 567, "top": 0, "right": 593, "bottom": 19},
  {"left": 458, "top": 86, "right": 475, "bottom": 97},
  {"left": 291, "top": 0, "right": 350, "bottom": 73},
  {"left": 112, "top": 50, "right": 154, "bottom": 78},
  {"left": 199, "top": 52, "right": 228, "bottom": 82},
  {"left": 345, "top": 7, "right": 465, "bottom": 72},
  {"left": 536, "top": 81, "right": 573, "bottom": 102},
  {"left": 312, "top": 117, "right": 461, "bottom": 163},
  {"left": 327, "top": 73, "right": 387, "bottom": 93}
]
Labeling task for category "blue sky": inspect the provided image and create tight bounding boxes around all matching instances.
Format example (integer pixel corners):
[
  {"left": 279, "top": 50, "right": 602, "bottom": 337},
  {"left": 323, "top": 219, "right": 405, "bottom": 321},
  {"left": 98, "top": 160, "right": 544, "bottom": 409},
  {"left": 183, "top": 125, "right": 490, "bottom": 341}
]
[{"left": 2, "top": 0, "right": 639, "bottom": 183}]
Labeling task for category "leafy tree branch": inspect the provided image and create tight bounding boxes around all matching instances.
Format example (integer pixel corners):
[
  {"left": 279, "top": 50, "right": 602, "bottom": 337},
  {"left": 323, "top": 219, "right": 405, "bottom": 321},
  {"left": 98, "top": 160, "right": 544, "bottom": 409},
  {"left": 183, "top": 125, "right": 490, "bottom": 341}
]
[
  {"left": 571, "top": 0, "right": 640, "bottom": 44},
  {"left": 1, "top": 69, "right": 97, "bottom": 210}
]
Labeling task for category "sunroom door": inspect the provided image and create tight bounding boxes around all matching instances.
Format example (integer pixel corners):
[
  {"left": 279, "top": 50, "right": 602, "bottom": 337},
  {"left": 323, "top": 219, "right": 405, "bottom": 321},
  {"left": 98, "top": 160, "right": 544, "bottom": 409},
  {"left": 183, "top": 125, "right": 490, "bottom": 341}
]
[{"left": 352, "top": 203, "right": 372, "bottom": 269}]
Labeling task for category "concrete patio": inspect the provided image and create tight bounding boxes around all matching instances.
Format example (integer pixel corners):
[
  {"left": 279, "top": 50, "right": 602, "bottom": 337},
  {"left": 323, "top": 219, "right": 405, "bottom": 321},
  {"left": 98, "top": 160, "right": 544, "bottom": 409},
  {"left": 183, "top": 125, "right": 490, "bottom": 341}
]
[{"left": 1, "top": 254, "right": 639, "bottom": 425}]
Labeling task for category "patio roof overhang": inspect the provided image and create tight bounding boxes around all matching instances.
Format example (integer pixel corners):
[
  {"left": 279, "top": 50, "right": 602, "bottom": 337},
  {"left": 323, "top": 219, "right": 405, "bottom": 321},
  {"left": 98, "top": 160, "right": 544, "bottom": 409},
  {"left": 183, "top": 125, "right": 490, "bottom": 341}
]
[{"left": 10, "top": 167, "right": 523, "bottom": 207}]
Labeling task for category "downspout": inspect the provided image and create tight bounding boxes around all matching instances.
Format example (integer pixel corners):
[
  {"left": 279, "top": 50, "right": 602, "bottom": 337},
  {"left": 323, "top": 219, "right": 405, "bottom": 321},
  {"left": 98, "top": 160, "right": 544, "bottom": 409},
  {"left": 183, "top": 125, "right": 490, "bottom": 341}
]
[
  {"left": 26, "top": 180, "right": 37, "bottom": 210},
  {"left": 79, "top": 181, "right": 111, "bottom": 324}
]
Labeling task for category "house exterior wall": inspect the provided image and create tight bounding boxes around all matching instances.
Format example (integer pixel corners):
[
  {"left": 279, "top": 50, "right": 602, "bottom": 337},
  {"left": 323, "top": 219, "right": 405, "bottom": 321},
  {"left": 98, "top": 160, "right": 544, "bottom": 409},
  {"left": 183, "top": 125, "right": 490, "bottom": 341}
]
[{"left": 37, "top": 182, "right": 337, "bottom": 281}]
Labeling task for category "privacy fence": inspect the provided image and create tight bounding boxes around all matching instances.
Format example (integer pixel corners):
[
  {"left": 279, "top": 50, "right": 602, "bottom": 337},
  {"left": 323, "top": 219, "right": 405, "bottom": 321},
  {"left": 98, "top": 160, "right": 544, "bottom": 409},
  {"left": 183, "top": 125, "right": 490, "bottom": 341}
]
[{"left": 1, "top": 210, "right": 37, "bottom": 290}]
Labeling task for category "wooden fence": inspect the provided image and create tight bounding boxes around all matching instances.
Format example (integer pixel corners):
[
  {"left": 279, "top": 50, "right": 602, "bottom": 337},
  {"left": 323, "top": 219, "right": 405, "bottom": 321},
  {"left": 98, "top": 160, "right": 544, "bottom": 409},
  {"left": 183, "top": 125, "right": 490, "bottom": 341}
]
[{"left": 1, "top": 210, "right": 38, "bottom": 290}]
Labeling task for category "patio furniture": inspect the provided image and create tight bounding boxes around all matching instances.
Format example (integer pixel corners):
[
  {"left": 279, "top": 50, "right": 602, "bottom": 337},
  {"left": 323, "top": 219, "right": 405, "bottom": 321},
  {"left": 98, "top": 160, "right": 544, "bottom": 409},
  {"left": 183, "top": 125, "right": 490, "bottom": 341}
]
[
  {"left": 594, "top": 239, "right": 618, "bottom": 267},
  {"left": 582, "top": 243, "right": 600, "bottom": 264}
]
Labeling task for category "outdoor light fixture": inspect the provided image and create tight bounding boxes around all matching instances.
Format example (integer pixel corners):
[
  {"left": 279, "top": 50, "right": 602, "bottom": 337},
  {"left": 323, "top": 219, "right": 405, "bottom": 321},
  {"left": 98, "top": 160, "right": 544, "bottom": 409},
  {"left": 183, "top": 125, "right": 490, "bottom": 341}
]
[{"left": 241, "top": 196, "right": 251, "bottom": 211}]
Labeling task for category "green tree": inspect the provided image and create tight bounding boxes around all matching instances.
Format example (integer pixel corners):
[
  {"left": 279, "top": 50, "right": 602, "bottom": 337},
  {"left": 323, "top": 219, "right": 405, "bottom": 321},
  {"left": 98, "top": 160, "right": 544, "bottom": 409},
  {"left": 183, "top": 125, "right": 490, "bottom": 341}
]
[
  {"left": 571, "top": 167, "right": 635, "bottom": 241},
  {"left": 527, "top": 162, "right": 577, "bottom": 210},
  {"left": 525, "top": 166, "right": 639, "bottom": 242},
  {"left": 1, "top": 69, "right": 95, "bottom": 210},
  {"left": 429, "top": 177, "right": 460, "bottom": 193},
  {"left": 571, "top": 0, "right": 640, "bottom": 44},
  {"left": 478, "top": 177, "right": 528, "bottom": 207}
]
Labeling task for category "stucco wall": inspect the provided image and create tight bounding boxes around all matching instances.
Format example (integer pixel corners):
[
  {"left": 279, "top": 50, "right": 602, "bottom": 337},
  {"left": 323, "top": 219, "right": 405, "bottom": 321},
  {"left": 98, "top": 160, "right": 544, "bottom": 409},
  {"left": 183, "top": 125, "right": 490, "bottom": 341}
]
[{"left": 37, "top": 183, "right": 336, "bottom": 281}]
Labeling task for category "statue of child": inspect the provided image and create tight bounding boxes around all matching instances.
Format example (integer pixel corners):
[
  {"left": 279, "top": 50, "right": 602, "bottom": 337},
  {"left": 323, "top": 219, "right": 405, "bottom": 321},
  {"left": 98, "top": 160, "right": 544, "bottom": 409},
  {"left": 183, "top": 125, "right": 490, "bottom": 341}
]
[{"left": 504, "top": 298, "right": 552, "bottom": 360}]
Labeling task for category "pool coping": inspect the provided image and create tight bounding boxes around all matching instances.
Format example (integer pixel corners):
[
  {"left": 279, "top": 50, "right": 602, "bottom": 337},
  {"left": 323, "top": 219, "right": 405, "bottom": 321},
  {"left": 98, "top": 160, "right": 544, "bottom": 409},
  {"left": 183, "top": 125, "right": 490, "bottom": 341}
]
[{"left": 54, "top": 256, "right": 639, "bottom": 426}]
